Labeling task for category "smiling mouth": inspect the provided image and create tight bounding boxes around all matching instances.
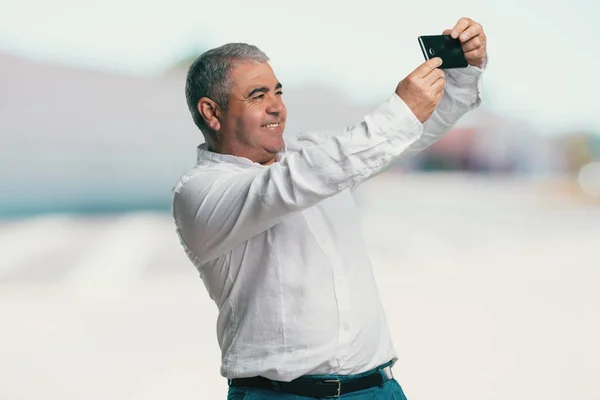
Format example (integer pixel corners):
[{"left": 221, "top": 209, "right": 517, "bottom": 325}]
[{"left": 262, "top": 123, "right": 281, "bottom": 129}]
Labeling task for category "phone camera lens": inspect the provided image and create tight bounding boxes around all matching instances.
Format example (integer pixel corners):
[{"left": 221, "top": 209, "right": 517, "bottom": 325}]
[{"left": 429, "top": 48, "right": 435, "bottom": 56}]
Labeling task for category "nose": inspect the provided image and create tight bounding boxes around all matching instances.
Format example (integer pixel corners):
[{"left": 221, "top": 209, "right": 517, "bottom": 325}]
[{"left": 266, "top": 95, "right": 285, "bottom": 115}]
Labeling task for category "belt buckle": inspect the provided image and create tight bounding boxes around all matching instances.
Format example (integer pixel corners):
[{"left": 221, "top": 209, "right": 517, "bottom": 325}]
[{"left": 324, "top": 379, "right": 341, "bottom": 398}]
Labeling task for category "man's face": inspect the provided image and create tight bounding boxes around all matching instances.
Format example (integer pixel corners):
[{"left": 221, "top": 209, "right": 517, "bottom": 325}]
[{"left": 218, "top": 62, "right": 287, "bottom": 165}]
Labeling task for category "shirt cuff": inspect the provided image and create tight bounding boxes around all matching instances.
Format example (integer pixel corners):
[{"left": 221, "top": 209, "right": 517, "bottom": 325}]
[
  {"left": 365, "top": 93, "right": 423, "bottom": 140},
  {"left": 445, "top": 56, "right": 487, "bottom": 85}
]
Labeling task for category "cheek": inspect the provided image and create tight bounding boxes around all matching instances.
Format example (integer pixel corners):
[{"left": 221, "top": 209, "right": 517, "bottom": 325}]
[{"left": 244, "top": 109, "right": 266, "bottom": 131}]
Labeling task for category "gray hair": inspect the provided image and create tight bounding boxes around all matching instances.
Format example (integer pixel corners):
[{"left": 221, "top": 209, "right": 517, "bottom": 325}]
[{"left": 185, "top": 43, "right": 270, "bottom": 135}]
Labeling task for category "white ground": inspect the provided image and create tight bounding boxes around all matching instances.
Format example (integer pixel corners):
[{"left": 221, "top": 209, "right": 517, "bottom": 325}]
[{"left": 1, "top": 173, "right": 599, "bottom": 400}]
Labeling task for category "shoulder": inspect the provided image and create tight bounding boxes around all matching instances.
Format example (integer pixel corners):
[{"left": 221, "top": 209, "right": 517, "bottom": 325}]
[{"left": 172, "top": 164, "right": 240, "bottom": 195}]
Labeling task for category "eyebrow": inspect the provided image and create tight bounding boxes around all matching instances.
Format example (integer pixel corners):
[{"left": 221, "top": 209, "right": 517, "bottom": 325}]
[{"left": 247, "top": 82, "right": 283, "bottom": 97}]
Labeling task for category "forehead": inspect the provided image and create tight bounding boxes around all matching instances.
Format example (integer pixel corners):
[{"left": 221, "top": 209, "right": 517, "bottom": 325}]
[{"left": 229, "top": 62, "right": 278, "bottom": 90}]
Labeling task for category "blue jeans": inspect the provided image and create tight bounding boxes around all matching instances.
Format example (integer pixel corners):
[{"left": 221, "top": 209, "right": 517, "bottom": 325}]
[{"left": 227, "top": 364, "right": 408, "bottom": 400}]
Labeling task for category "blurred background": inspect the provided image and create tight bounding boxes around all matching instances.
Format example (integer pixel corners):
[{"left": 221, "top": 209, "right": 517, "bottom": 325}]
[{"left": 1, "top": 0, "right": 599, "bottom": 399}]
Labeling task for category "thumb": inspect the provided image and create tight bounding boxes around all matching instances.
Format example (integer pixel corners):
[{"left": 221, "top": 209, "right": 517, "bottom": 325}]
[{"left": 442, "top": 29, "right": 452, "bottom": 35}]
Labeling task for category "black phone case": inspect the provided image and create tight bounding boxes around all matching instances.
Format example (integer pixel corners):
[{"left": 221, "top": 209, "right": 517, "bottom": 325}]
[{"left": 418, "top": 35, "right": 468, "bottom": 69}]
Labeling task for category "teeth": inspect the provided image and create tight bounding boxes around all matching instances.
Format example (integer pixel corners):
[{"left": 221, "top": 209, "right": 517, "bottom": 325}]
[{"left": 264, "top": 123, "right": 279, "bottom": 128}]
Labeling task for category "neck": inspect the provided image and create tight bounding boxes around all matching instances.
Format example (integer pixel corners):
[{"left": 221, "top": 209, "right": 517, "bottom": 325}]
[{"left": 205, "top": 138, "right": 277, "bottom": 166}]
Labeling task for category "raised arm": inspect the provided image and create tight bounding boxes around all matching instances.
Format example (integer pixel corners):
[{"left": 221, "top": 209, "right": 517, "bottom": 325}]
[
  {"left": 292, "top": 17, "right": 487, "bottom": 162},
  {"left": 398, "top": 17, "right": 488, "bottom": 157}
]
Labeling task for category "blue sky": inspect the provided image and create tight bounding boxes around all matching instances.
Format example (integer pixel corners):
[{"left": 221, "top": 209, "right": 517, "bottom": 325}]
[{"left": 1, "top": 0, "right": 598, "bottom": 134}]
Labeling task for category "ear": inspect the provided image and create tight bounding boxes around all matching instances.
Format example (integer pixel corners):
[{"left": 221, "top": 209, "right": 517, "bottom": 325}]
[{"left": 198, "top": 97, "right": 222, "bottom": 132}]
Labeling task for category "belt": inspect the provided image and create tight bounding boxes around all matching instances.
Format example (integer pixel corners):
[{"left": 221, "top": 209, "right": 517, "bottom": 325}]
[{"left": 229, "top": 364, "right": 394, "bottom": 398}]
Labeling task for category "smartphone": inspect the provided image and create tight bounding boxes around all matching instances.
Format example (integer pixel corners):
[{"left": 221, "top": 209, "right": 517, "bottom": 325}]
[{"left": 418, "top": 34, "right": 468, "bottom": 69}]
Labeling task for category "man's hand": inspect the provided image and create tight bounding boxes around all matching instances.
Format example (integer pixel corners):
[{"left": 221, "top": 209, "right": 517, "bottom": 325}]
[
  {"left": 443, "top": 17, "right": 487, "bottom": 67},
  {"left": 395, "top": 57, "right": 445, "bottom": 123}
]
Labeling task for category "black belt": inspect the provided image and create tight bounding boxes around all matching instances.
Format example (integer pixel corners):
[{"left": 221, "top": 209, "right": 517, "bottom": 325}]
[{"left": 229, "top": 365, "right": 391, "bottom": 398}]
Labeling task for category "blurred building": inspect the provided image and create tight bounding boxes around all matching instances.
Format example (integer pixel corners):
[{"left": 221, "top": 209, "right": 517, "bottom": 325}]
[{"left": 408, "top": 109, "right": 568, "bottom": 177}]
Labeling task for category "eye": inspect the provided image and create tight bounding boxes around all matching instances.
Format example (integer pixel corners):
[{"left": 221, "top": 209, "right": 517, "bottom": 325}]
[
  {"left": 276, "top": 91, "right": 283, "bottom": 96},
  {"left": 254, "top": 94, "right": 265, "bottom": 100}
]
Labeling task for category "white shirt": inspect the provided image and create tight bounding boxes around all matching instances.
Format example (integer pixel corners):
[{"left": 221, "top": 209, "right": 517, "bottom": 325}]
[{"left": 172, "top": 65, "right": 484, "bottom": 382}]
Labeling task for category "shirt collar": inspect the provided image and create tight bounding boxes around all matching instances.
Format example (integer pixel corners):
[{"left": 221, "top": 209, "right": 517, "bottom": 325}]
[{"left": 196, "top": 142, "right": 288, "bottom": 167}]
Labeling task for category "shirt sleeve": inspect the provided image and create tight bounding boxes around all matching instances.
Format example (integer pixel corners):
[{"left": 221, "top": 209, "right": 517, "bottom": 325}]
[
  {"left": 395, "top": 63, "right": 485, "bottom": 158},
  {"left": 291, "top": 63, "right": 485, "bottom": 192},
  {"left": 173, "top": 95, "right": 423, "bottom": 263},
  {"left": 291, "top": 62, "right": 485, "bottom": 159}
]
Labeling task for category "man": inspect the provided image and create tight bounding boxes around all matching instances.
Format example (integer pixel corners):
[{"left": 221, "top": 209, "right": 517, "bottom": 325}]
[{"left": 173, "top": 17, "right": 487, "bottom": 399}]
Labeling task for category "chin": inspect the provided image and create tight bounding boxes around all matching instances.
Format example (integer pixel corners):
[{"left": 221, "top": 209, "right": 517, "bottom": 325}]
[
  {"left": 265, "top": 144, "right": 285, "bottom": 155},
  {"left": 265, "top": 136, "right": 285, "bottom": 153}
]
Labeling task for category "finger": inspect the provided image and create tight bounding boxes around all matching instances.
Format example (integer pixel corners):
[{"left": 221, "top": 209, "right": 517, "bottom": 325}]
[
  {"left": 451, "top": 17, "right": 473, "bottom": 39},
  {"left": 464, "top": 47, "right": 486, "bottom": 63},
  {"left": 458, "top": 23, "right": 482, "bottom": 43},
  {"left": 424, "top": 68, "right": 445, "bottom": 85},
  {"left": 461, "top": 33, "right": 485, "bottom": 52},
  {"left": 432, "top": 78, "right": 446, "bottom": 95},
  {"left": 414, "top": 57, "right": 443, "bottom": 78},
  {"left": 442, "top": 29, "right": 452, "bottom": 35}
]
